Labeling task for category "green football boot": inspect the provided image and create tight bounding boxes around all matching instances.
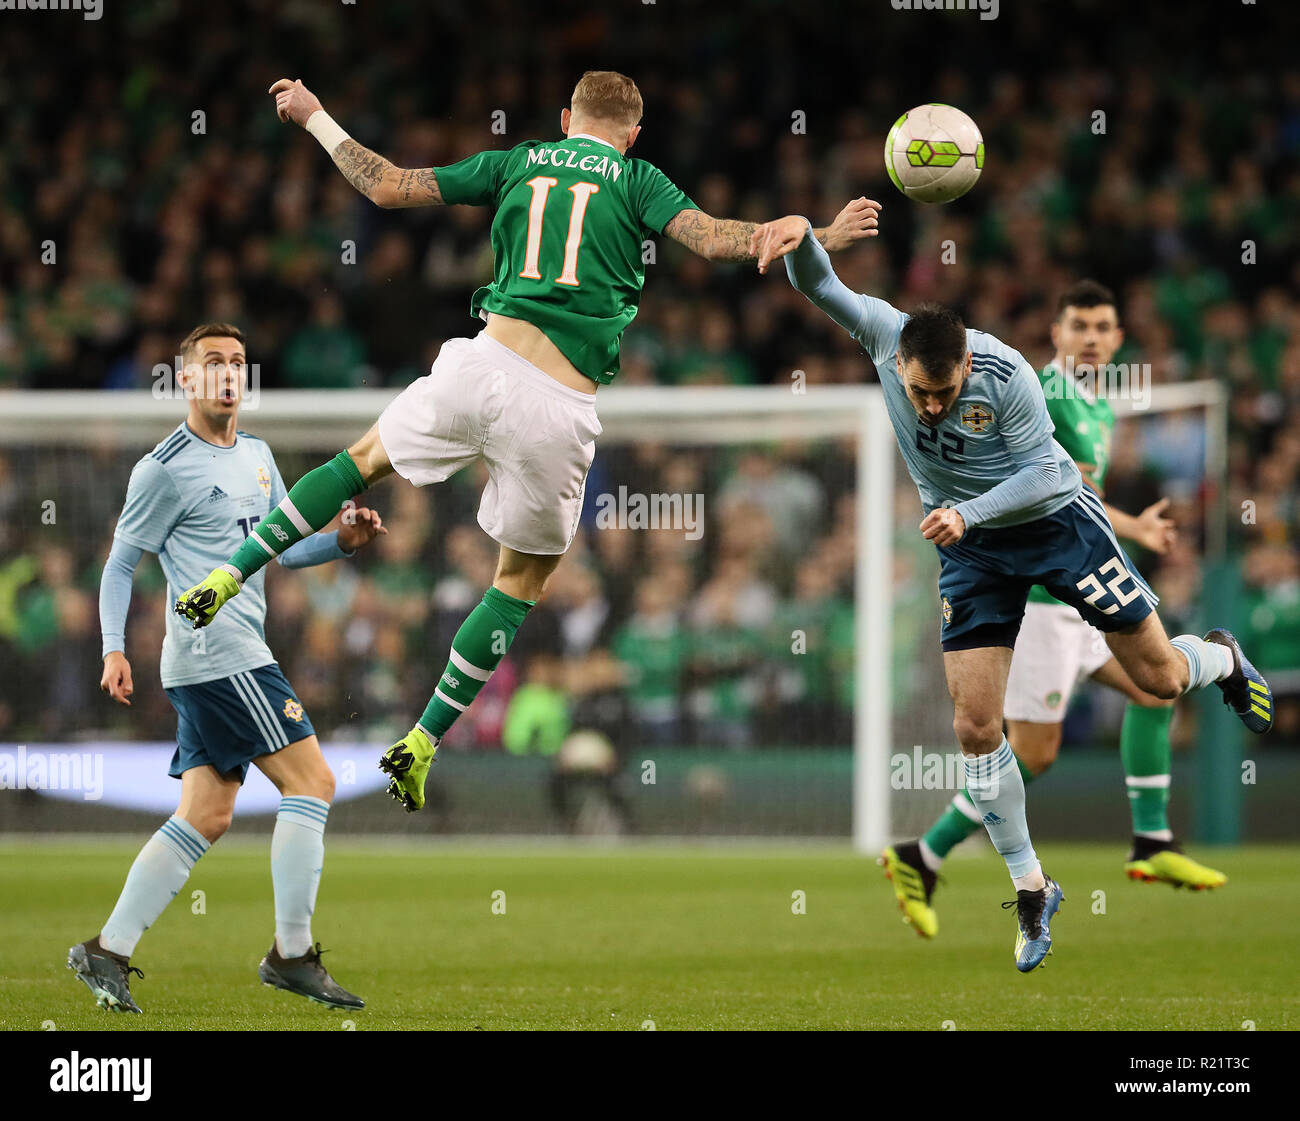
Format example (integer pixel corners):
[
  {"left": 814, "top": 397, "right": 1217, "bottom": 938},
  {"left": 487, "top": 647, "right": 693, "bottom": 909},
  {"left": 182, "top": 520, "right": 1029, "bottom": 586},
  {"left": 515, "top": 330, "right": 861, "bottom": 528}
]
[
  {"left": 174, "top": 567, "right": 242, "bottom": 629},
  {"left": 378, "top": 726, "right": 440, "bottom": 812}
]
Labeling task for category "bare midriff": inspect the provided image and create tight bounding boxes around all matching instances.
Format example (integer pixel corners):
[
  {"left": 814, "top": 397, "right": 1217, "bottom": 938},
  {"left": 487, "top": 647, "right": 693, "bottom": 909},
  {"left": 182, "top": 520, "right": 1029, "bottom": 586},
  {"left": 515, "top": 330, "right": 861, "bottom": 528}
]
[{"left": 483, "top": 313, "right": 597, "bottom": 394}]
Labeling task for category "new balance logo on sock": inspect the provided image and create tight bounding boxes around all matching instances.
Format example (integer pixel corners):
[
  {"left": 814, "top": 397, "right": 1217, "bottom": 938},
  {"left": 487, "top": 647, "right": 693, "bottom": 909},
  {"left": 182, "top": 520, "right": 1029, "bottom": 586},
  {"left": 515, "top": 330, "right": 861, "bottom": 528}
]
[
  {"left": 206, "top": 485, "right": 228, "bottom": 503},
  {"left": 442, "top": 673, "right": 460, "bottom": 689},
  {"left": 983, "top": 811, "right": 1006, "bottom": 825},
  {"left": 268, "top": 523, "right": 289, "bottom": 543}
]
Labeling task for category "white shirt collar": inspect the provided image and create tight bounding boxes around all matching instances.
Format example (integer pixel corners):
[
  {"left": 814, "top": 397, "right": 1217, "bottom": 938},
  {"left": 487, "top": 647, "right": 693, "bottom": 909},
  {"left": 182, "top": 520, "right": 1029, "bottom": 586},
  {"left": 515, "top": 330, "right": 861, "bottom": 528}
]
[{"left": 568, "top": 132, "right": 620, "bottom": 152}]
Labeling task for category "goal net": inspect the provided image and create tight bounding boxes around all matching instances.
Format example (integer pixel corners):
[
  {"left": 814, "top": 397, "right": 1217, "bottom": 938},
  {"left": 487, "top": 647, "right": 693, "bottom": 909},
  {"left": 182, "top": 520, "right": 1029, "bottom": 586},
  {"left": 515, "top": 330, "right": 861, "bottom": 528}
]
[{"left": 0, "top": 381, "right": 1223, "bottom": 847}]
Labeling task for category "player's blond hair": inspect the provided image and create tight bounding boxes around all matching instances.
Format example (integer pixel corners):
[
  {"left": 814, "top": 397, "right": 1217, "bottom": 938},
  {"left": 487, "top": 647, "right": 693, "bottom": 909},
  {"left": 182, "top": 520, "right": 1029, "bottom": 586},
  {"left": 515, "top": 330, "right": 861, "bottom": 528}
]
[{"left": 570, "top": 71, "right": 643, "bottom": 127}]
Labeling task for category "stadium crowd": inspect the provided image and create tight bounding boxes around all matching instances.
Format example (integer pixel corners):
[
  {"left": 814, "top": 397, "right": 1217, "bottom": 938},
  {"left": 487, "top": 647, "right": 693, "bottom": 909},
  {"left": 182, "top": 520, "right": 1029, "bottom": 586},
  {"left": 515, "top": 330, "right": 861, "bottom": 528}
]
[{"left": 1, "top": 1, "right": 1297, "bottom": 747}]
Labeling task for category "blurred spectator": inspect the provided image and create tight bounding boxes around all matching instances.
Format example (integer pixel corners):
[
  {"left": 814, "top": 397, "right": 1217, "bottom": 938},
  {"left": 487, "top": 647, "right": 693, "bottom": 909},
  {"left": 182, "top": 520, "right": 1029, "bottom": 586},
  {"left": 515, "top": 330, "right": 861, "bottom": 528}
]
[
  {"left": 281, "top": 292, "right": 367, "bottom": 388},
  {"left": 1242, "top": 543, "right": 1300, "bottom": 737},
  {"left": 612, "top": 577, "right": 689, "bottom": 747},
  {"left": 1, "top": 0, "right": 1296, "bottom": 752}
]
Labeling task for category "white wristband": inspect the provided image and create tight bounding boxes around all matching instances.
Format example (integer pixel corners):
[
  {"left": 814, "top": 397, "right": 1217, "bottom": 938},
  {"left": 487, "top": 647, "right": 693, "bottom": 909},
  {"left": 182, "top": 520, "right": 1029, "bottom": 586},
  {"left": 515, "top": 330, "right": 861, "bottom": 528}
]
[{"left": 305, "top": 110, "right": 350, "bottom": 154}]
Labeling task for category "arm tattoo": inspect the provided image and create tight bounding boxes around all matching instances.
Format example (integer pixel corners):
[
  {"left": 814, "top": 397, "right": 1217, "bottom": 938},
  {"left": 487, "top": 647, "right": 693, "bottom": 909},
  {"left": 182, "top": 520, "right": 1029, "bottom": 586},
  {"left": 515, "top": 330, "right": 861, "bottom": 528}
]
[
  {"left": 665, "top": 210, "right": 757, "bottom": 261},
  {"left": 394, "top": 166, "right": 443, "bottom": 207},
  {"left": 663, "top": 210, "right": 712, "bottom": 256},
  {"left": 709, "top": 218, "right": 759, "bottom": 261},
  {"left": 331, "top": 140, "right": 442, "bottom": 208},
  {"left": 332, "top": 140, "right": 391, "bottom": 199}
]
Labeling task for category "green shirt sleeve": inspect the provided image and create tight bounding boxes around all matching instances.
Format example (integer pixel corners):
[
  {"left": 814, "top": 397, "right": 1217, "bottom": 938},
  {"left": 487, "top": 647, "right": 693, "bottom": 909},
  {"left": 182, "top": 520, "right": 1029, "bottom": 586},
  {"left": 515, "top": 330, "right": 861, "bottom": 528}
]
[
  {"left": 634, "top": 162, "right": 698, "bottom": 235},
  {"left": 434, "top": 148, "right": 513, "bottom": 206}
]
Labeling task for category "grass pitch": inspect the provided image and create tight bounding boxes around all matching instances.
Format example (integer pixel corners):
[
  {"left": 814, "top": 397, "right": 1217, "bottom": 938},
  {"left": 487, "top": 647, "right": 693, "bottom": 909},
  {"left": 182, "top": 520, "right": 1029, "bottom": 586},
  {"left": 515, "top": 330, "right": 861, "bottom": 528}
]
[{"left": 2, "top": 839, "right": 1296, "bottom": 1031}]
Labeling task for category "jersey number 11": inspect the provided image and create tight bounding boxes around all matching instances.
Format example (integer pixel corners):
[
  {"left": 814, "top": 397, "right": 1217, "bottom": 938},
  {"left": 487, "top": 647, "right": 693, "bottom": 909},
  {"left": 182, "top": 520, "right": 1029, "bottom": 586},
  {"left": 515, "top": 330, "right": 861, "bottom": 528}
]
[{"left": 519, "top": 177, "right": 600, "bottom": 287}]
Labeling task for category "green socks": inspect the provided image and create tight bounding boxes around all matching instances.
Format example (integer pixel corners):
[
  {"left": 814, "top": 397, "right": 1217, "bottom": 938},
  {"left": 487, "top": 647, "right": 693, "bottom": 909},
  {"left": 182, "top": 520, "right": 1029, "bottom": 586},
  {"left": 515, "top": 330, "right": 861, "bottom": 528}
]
[
  {"left": 1121, "top": 703, "right": 1174, "bottom": 838},
  {"left": 226, "top": 451, "right": 365, "bottom": 580},
  {"left": 418, "top": 586, "right": 535, "bottom": 740},
  {"left": 922, "top": 755, "right": 1036, "bottom": 864}
]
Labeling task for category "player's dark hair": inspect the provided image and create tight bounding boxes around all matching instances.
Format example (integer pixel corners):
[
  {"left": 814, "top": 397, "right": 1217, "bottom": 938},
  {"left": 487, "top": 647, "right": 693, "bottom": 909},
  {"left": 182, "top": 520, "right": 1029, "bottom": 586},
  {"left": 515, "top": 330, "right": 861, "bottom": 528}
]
[
  {"left": 179, "top": 322, "right": 244, "bottom": 361},
  {"left": 1055, "top": 279, "right": 1117, "bottom": 319},
  {"left": 898, "top": 304, "right": 968, "bottom": 380}
]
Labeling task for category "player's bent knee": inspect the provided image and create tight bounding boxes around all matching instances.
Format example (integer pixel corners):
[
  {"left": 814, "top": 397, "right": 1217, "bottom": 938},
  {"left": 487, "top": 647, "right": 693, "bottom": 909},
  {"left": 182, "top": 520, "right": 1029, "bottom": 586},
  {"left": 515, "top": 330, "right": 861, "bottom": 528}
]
[
  {"left": 346, "top": 427, "right": 392, "bottom": 485},
  {"left": 494, "top": 550, "right": 561, "bottom": 602},
  {"left": 953, "top": 712, "right": 1003, "bottom": 753},
  {"left": 1019, "top": 732, "right": 1060, "bottom": 775},
  {"left": 313, "top": 766, "right": 336, "bottom": 804},
  {"left": 281, "top": 765, "right": 334, "bottom": 803},
  {"left": 184, "top": 808, "right": 233, "bottom": 843}
]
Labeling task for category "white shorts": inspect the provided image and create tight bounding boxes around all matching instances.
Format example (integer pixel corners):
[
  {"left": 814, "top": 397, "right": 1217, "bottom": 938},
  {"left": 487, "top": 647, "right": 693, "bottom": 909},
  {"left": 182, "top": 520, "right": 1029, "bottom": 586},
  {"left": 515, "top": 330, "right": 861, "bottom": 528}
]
[
  {"left": 1003, "top": 601, "right": 1113, "bottom": 724},
  {"left": 377, "top": 333, "right": 601, "bottom": 555}
]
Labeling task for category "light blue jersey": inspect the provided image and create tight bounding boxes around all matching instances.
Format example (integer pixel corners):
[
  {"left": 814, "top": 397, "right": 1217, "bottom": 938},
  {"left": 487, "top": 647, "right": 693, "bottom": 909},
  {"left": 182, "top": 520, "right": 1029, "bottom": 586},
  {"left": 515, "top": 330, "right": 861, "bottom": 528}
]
[
  {"left": 786, "top": 232, "right": 1082, "bottom": 528},
  {"left": 112, "top": 424, "right": 296, "bottom": 688}
]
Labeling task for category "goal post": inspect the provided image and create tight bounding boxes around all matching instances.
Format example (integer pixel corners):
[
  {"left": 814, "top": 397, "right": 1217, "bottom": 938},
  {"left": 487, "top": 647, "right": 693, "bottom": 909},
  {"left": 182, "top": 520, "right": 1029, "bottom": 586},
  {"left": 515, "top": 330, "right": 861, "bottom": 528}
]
[
  {"left": 0, "top": 379, "right": 1226, "bottom": 846},
  {"left": 0, "top": 385, "right": 896, "bottom": 842}
]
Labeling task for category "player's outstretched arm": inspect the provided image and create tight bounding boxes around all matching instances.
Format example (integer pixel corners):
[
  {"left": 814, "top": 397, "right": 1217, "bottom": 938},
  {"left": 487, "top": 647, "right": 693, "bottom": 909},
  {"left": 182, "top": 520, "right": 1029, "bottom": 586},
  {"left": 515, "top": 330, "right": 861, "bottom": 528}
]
[
  {"left": 269, "top": 78, "right": 442, "bottom": 209},
  {"left": 752, "top": 212, "right": 876, "bottom": 337},
  {"left": 665, "top": 197, "right": 877, "bottom": 262},
  {"left": 752, "top": 197, "right": 880, "bottom": 271},
  {"left": 663, "top": 211, "right": 761, "bottom": 261}
]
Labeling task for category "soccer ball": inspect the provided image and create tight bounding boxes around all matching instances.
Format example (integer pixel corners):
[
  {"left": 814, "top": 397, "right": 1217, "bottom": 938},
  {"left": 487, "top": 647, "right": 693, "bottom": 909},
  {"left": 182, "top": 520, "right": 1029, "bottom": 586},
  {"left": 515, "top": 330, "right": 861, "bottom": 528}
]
[{"left": 884, "top": 104, "right": 984, "bottom": 204}]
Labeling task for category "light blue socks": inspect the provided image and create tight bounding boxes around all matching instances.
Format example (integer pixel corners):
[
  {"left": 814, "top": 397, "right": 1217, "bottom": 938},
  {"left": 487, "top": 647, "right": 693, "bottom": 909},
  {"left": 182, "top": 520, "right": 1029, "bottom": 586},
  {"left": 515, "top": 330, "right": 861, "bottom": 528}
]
[
  {"left": 272, "top": 796, "right": 330, "bottom": 958},
  {"left": 1169, "top": 635, "right": 1233, "bottom": 691},
  {"left": 100, "top": 815, "right": 209, "bottom": 957},
  {"left": 964, "top": 738, "right": 1043, "bottom": 889}
]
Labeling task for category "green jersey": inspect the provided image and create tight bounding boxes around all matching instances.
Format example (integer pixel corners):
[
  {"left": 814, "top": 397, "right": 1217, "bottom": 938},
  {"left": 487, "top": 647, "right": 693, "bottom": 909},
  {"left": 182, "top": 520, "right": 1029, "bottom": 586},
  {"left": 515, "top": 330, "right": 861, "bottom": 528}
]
[
  {"left": 435, "top": 134, "right": 698, "bottom": 384},
  {"left": 1027, "top": 360, "right": 1115, "bottom": 606}
]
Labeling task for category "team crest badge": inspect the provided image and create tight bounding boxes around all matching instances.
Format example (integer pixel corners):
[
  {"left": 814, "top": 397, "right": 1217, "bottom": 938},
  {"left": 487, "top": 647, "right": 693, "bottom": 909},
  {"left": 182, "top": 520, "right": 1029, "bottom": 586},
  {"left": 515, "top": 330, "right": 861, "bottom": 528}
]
[
  {"left": 283, "top": 698, "right": 304, "bottom": 721},
  {"left": 257, "top": 465, "right": 271, "bottom": 497},
  {"left": 961, "top": 404, "right": 994, "bottom": 433},
  {"left": 1046, "top": 691, "right": 1062, "bottom": 709},
  {"left": 941, "top": 596, "right": 952, "bottom": 624}
]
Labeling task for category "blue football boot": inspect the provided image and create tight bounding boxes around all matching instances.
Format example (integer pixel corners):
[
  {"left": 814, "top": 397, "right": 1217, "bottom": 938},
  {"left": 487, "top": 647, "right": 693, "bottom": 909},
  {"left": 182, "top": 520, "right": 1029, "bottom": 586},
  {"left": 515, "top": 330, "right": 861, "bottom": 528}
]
[
  {"left": 1204, "top": 629, "right": 1273, "bottom": 734},
  {"left": 1003, "top": 875, "right": 1063, "bottom": 973}
]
